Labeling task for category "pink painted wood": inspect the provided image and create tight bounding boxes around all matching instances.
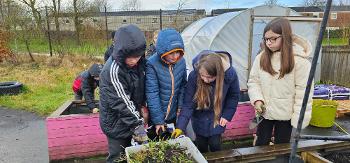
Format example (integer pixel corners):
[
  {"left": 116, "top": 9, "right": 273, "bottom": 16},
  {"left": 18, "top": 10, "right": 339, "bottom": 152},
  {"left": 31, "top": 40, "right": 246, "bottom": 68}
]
[
  {"left": 222, "top": 103, "right": 256, "bottom": 140},
  {"left": 46, "top": 114, "right": 108, "bottom": 161},
  {"left": 46, "top": 103, "right": 256, "bottom": 160}
]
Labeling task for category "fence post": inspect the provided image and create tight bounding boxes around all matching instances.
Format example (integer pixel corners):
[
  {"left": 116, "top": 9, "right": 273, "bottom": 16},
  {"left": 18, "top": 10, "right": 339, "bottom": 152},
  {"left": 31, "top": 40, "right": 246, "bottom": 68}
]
[
  {"left": 45, "top": 6, "right": 53, "bottom": 57},
  {"left": 159, "top": 9, "right": 162, "bottom": 30},
  {"left": 104, "top": 5, "right": 108, "bottom": 48}
]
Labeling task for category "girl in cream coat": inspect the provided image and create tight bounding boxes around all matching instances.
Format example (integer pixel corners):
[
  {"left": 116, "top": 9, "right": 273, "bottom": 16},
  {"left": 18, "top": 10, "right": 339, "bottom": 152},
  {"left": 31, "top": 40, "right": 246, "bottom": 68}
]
[{"left": 248, "top": 17, "right": 314, "bottom": 146}]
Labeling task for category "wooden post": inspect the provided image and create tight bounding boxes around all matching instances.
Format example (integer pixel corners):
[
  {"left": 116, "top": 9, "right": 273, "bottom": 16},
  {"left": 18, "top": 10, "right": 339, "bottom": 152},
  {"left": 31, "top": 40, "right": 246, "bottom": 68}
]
[{"left": 45, "top": 6, "right": 53, "bottom": 57}]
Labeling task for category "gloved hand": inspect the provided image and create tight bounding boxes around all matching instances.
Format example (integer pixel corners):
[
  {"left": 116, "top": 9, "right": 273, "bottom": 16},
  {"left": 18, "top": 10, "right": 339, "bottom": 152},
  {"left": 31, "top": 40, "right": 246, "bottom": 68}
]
[
  {"left": 133, "top": 125, "right": 148, "bottom": 144},
  {"left": 254, "top": 101, "right": 266, "bottom": 114},
  {"left": 92, "top": 108, "right": 99, "bottom": 113},
  {"left": 171, "top": 128, "right": 183, "bottom": 138}
]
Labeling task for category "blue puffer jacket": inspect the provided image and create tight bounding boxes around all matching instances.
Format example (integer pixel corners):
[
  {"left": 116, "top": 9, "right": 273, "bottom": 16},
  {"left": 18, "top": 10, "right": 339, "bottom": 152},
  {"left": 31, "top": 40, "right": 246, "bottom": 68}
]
[
  {"left": 176, "top": 50, "right": 240, "bottom": 137},
  {"left": 145, "top": 28, "right": 187, "bottom": 125}
]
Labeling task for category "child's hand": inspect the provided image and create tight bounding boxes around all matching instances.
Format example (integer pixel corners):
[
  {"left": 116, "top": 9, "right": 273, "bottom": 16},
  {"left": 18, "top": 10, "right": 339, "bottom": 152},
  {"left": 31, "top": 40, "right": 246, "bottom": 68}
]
[
  {"left": 254, "top": 101, "right": 265, "bottom": 114},
  {"left": 141, "top": 106, "right": 149, "bottom": 126},
  {"left": 176, "top": 108, "right": 181, "bottom": 116},
  {"left": 219, "top": 117, "right": 228, "bottom": 127},
  {"left": 155, "top": 125, "right": 165, "bottom": 135},
  {"left": 92, "top": 108, "right": 99, "bottom": 113}
]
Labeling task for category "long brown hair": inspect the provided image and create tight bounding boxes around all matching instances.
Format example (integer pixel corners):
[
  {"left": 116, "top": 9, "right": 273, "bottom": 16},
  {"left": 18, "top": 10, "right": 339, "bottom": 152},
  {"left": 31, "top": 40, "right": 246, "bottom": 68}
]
[
  {"left": 260, "top": 17, "right": 294, "bottom": 79},
  {"left": 194, "top": 53, "right": 225, "bottom": 127}
]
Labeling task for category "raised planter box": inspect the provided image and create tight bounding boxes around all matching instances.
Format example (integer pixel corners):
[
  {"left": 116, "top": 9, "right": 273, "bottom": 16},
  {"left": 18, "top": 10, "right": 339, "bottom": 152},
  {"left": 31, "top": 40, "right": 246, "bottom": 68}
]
[
  {"left": 46, "top": 100, "right": 255, "bottom": 161},
  {"left": 223, "top": 102, "right": 256, "bottom": 140},
  {"left": 46, "top": 100, "right": 107, "bottom": 161}
]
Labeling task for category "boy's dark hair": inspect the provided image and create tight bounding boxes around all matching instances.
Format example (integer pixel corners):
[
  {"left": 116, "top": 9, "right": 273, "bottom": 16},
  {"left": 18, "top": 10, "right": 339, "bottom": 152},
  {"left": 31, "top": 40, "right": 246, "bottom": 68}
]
[{"left": 88, "top": 64, "right": 103, "bottom": 77}]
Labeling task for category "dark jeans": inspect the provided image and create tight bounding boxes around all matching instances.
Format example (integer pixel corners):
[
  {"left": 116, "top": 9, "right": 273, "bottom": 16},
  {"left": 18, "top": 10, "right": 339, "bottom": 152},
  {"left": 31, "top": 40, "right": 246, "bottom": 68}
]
[
  {"left": 195, "top": 134, "right": 221, "bottom": 153},
  {"left": 106, "top": 136, "right": 132, "bottom": 163},
  {"left": 255, "top": 119, "right": 292, "bottom": 146}
]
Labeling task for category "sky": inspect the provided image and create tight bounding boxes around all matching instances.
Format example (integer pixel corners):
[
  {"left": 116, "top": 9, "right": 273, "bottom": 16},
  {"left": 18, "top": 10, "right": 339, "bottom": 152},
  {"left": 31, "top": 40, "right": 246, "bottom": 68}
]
[{"left": 109, "top": 0, "right": 313, "bottom": 12}]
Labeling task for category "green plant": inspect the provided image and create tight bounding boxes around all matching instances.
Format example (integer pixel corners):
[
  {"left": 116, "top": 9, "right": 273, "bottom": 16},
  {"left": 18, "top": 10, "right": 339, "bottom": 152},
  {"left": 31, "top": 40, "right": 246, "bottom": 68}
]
[{"left": 128, "top": 141, "right": 195, "bottom": 163}]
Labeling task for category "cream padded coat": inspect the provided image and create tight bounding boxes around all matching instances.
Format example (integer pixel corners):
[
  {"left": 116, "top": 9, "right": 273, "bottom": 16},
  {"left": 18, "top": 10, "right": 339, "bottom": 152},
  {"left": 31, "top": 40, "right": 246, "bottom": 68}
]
[{"left": 247, "top": 35, "right": 314, "bottom": 129}]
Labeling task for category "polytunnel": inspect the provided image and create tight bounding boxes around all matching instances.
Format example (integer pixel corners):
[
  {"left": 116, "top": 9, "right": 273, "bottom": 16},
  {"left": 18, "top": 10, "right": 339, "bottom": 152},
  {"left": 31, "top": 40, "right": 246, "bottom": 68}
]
[{"left": 181, "top": 5, "right": 322, "bottom": 90}]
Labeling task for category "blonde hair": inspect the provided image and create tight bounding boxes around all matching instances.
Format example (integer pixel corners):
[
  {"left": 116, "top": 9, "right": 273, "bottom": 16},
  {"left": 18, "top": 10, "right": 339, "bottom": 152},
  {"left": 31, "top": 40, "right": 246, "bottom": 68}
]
[{"left": 194, "top": 53, "right": 225, "bottom": 127}]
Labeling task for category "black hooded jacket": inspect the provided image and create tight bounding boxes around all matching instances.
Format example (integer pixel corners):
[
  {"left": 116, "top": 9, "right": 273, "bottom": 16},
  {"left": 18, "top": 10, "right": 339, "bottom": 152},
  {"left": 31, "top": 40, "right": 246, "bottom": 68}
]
[
  {"left": 99, "top": 24, "right": 146, "bottom": 139},
  {"left": 73, "top": 64, "right": 103, "bottom": 110}
]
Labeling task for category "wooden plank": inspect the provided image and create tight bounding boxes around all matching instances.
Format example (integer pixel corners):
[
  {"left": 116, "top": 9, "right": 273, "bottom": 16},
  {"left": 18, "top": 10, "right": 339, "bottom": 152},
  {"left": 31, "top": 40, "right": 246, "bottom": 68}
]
[
  {"left": 301, "top": 151, "right": 332, "bottom": 163},
  {"left": 205, "top": 140, "right": 350, "bottom": 162},
  {"left": 49, "top": 100, "right": 73, "bottom": 118},
  {"left": 50, "top": 150, "right": 107, "bottom": 160}
]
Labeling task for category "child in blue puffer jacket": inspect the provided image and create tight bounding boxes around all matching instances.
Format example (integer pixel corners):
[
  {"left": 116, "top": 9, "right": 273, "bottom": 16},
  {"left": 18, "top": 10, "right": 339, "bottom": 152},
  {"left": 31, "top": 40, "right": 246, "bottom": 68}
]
[{"left": 145, "top": 28, "right": 187, "bottom": 140}]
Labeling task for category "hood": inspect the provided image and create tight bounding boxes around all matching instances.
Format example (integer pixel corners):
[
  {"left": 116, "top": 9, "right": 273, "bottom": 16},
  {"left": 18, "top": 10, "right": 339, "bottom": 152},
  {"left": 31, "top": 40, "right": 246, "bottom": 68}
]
[
  {"left": 155, "top": 28, "right": 184, "bottom": 64},
  {"left": 192, "top": 50, "right": 232, "bottom": 71},
  {"left": 88, "top": 63, "right": 103, "bottom": 77},
  {"left": 112, "top": 24, "right": 146, "bottom": 65},
  {"left": 292, "top": 34, "right": 312, "bottom": 58}
]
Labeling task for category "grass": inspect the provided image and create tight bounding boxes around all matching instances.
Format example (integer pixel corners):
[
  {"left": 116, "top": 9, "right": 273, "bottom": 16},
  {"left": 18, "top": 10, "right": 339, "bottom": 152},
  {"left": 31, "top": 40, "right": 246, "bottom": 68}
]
[
  {"left": 322, "top": 38, "right": 349, "bottom": 46},
  {"left": 9, "top": 37, "right": 109, "bottom": 57},
  {"left": 0, "top": 55, "right": 102, "bottom": 116}
]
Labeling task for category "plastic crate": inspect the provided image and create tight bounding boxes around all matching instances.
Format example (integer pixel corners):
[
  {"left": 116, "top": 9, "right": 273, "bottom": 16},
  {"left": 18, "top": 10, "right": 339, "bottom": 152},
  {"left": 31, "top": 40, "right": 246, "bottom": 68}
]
[{"left": 125, "top": 137, "right": 207, "bottom": 163}]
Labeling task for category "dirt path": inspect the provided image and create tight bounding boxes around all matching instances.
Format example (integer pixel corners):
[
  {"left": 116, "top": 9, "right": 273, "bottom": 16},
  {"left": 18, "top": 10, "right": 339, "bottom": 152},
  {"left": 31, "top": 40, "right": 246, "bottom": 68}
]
[{"left": 0, "top": 107, "right": 49, "bottom": 163}]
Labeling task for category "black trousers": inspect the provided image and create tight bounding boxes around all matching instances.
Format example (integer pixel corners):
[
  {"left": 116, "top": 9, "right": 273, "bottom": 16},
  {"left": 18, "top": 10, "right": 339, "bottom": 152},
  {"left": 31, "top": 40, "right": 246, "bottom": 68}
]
[
  {"left": 255, "top": 119, "right": 292, "bottom": 146},
  {"left": 195, "top": 134, "right": 221, "bottom": 153},
  {"left": 106, "top": 136, "right": 132, "bottom": 163}
]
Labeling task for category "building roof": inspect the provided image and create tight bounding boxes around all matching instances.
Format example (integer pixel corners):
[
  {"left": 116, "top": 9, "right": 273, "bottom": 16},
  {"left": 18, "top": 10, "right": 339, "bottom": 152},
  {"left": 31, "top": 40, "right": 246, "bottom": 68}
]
[
  {"left": 290, "top": 6, "right": 323, "bottom": 12},
  {"left": 211, "top": 8, "right": 247, "bottom": 16},
  {"left": 330, "top": 5, "right": 350, "bottom": 11},
  {"left": 100, "top": 9, "right": 206, "bottom": 17},
  {"left": 58, "top": 9, "right": 206, "bottom": 18},
  {"left": 290, "top": 5, "right": 350, "bottom": 12}
]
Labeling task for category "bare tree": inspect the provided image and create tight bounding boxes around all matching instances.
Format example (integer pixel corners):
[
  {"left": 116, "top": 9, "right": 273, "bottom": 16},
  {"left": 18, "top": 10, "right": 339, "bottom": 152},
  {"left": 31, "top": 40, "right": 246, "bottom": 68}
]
[
  {"left": 264, "top": 0, "right": 279, "bottom": 5},
  {"left": 73, "top": 0, "right": 81, "bottom": 44},
  {"left": 338, "top": 0, "right": 350, "bottom": 5},
  {"left": 120, "top": 0, "right": 141, "bottom": 11},
  {"left": 70, "top": 0, "right": 103, "bottom": 44},
  {"left": 52, "top": 0, "right": 60, "bottom": 33},
  {"left": 303, "top": 0, "right": 326, "bottom": 7},
  {"left": 172, "top": 0, "right": 188, "bottom": 31},
  {"left": 18, "top": 0, "right": 42, "bottom": 30},
  {"left": 0, "top": 0, "right": 4, "bottom": 22}
]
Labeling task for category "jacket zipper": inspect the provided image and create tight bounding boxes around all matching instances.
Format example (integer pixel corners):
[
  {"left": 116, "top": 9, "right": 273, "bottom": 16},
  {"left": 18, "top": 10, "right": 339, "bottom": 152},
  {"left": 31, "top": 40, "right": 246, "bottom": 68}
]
[{"left": 165, "top": 65, "right": 175, "bottom": 120}]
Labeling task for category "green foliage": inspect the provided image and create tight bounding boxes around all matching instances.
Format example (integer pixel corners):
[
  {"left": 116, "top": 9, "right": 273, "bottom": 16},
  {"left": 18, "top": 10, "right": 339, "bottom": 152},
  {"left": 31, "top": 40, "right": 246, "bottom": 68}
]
[
  {"left": 9, "top": 36, "right": 107, "bottom": 56},
  {"left": 128, "top": 141, "right": 195, "bottom": 163},
  {"left": 322, "top": 38, "right": 349, "bottom": 46}
]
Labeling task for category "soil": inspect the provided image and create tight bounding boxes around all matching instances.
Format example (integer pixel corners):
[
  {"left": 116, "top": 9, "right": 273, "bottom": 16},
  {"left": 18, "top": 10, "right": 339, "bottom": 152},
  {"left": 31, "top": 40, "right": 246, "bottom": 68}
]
[{"left": 324, "top": 152, "right": 350, "bottom": 163}]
